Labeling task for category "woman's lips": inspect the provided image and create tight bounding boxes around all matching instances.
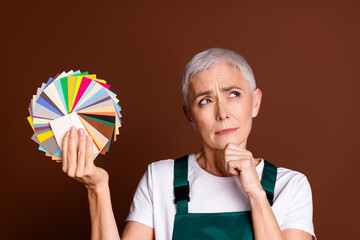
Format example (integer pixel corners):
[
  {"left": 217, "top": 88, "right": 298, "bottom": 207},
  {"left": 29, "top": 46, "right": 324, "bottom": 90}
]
[{"left": 215, "top": 128, "right": 238, "bottom": 135}]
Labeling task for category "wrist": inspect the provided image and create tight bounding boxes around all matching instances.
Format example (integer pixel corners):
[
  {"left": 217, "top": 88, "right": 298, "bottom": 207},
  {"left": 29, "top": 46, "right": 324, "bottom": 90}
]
[
  {"left": 86, "top": 179, "right": 109, "bottom": 195},
  {"left": 248, "top": 189, "right": 267, "bottom": 203}
]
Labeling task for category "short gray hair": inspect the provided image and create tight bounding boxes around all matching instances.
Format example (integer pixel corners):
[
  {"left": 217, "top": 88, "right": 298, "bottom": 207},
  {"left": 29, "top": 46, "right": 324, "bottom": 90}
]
[{"left": 181, "top": 48, "right": 256, "bottom": 107}]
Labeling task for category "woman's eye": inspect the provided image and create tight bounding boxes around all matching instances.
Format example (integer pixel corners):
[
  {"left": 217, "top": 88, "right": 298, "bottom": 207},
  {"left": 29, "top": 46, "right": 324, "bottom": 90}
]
[
  {"left": 199, "top": 98, "right": 211, "bottom": 105},
  {"left": 230, "top": 91, "right": 240, "bottom": 97}
]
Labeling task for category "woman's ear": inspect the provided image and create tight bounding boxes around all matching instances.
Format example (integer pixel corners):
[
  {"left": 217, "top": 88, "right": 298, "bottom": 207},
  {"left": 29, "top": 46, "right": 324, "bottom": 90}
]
[
  {"left": 183, "top": 105, "right": 193, "bottom": 123},
  {"left": 252, "top": 88, "right": 262, "bottom": 118},
  {"left": 183, "top": 105, "right": 198, "bottom": 132}
]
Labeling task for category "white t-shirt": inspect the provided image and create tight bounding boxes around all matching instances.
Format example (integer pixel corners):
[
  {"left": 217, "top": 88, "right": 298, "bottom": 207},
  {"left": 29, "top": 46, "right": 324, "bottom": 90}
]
[{"left": 126, "top": 153, "right": 316, "bottom": 240}]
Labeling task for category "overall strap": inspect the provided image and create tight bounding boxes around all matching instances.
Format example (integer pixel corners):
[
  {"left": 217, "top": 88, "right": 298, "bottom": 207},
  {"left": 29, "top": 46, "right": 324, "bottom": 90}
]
[
  {"left": 261, "top": 160, "right": 277, "bottom": 206},
  {"left": 174, "top": 155, "right": 190, "bottom": 214}
]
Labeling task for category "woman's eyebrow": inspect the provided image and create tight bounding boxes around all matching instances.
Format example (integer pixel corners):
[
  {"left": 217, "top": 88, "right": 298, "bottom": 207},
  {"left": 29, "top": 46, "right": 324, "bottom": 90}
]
[
  {"left": 222, "top": 86, "right": 242, "bottom": 92},
  {"left": 194, "top": 86, "right": 242, "bottom": 100}
]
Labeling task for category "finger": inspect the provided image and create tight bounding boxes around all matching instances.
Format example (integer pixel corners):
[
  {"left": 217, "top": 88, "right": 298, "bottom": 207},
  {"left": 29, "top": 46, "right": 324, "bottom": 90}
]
[
  {"left": 76, "top": 128, "right": 86, "bottom": 177},
  {"left": 84, "top": 135, "right": 95, "bottom": 169},
  {"left": 62, "top": 131, "right": 69, "bottom": 173},
  {"left": 224, "top": 148, "right": 244, "bottom": 157},
  {"left": 224, "top": 154, "right": 250, "bottom": 170},
  {"left": 224, "top": 148, "right": 253, "bottom": 160},
  {"left": 226, "top": 160, "right": 241, "bottom": 176},
  {"left": 224, "top": 154, "right": 251, "bottom": 163},
  {"left": 67, "top": 126, "right": 77, "bottom": 177},
  {"left": 225, "top": 144, "right": 248, "bottom": 153},
  {"left": 225, "top": 142, "right": 241, "bottom": 150},
  {"left": 224, "top": 152, "right": 252, "bottom": 163},
  {"left": 225, "top": 144, "right": 252, "bottom": 157}
]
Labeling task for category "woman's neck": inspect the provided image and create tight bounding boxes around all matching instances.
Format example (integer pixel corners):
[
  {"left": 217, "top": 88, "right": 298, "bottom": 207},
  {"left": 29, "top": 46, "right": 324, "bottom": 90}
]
[{"left": 194, "top": 145, "right": 261, "bottom": 177}]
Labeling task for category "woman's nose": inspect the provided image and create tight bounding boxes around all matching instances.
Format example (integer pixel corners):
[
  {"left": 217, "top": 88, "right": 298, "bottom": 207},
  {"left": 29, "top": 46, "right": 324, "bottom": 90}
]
[
  {"left": 216, "top": 101, "right": 229, "bottom": 121},
  {"left": 218, "top": 115, "right": 229, "bottom": 120}
]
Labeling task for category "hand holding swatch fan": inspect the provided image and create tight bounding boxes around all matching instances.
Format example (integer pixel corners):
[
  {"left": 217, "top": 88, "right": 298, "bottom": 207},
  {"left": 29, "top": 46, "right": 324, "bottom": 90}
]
[{"left": 27, "top": 70, "right": 122, "bottom": 162}]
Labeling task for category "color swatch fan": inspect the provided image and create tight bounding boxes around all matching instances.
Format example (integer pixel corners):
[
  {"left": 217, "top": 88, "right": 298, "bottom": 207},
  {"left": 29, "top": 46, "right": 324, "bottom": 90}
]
[{"left": 27, "top": 70, "right": 122, "bottom": 162}]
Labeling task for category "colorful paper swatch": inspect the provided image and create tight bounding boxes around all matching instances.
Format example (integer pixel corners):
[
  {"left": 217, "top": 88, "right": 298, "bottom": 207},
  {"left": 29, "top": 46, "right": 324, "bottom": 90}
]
[{"left": 27, "top": 70, "right": 122, "bottom": 162}]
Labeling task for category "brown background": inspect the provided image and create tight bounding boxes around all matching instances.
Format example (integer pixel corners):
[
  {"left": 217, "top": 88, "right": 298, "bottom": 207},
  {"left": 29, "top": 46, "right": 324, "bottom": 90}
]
[{"left": 2, "top": 1, "right": 359, "bottom": 239}]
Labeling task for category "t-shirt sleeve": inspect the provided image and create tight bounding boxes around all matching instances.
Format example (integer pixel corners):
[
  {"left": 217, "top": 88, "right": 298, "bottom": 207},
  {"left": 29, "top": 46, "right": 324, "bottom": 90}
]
[
  {"left": 125, "top": 164, "right": 154, "bottom": 228},
  {"left": 280, "top": 174, "right": 316, "bottom": 240}
]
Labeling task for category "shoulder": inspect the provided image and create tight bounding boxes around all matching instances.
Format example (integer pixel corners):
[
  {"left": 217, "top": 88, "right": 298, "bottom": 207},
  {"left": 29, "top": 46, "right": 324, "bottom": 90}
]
[
  {"left": 144, "top": 158, "right": 176, "bottom": 182},
  {"left": 147, "top": 158, "right": 174, "bottom": 172},
  {"left": 276, "top": 165, "right": 310, "bottom": 185},
  {"left": 273, "top": 165, "right": 313, "bottom": 199}
]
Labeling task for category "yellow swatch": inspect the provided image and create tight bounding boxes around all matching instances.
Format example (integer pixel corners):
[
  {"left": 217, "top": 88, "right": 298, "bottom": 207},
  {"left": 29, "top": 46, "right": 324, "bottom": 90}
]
[
  {"left": 37, "top": 130, "right": 54, "bottom": 143},
  {"left": 67, "top": 76, "right": 76, "bottom": 112},
  {"left": 27, "top": 116, "right": 34, "bottom": 132},
  {"left": 70, "top": 75, "right": 83, "bottom": 112},
  {"left": 94, "top": 79, "right": 106, "bottom": 84},
  {"left": 84, "top": 74, "right": 97, "bottom": 79}
]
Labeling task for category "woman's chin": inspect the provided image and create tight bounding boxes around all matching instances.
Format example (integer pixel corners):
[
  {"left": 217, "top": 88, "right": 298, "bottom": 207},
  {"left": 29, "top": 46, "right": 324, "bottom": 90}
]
[{"left": 211, "top": 138, "right": 243, "bottom": 150}]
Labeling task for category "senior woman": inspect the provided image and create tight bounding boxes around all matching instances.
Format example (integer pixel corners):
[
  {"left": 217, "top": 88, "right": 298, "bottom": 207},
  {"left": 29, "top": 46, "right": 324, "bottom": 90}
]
[{"left": 61, "top": 48, "right": 316, "bottom": 240}]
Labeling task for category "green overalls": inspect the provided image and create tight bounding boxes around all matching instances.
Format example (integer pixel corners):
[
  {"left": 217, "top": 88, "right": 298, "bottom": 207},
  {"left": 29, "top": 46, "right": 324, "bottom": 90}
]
[{"left": 172, "top": 155, "right": 277, "bottom": 240}]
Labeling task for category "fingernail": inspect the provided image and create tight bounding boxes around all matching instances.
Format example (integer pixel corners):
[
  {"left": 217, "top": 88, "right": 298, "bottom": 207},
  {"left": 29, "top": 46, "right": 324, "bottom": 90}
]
[
  {"left": 71, "top": 126, "right": 75, "bottom": 133},
  {"left": 65, "top": 131, "right": 69, "bottom": 136},
  {"left": 87, "top": 136, "right": 91, "bottom": 142},
  {"left": 79, "top": 129, "right": 84, "bottom": 135}
]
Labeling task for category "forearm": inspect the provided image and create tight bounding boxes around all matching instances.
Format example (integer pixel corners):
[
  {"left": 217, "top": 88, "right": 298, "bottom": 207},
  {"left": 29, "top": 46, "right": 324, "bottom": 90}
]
[
  {"left": 87, "top": 182, "right": 121, "bottom": 240},
  {"left": 249, "top": 190, "right": 285, "bottom": 240}
]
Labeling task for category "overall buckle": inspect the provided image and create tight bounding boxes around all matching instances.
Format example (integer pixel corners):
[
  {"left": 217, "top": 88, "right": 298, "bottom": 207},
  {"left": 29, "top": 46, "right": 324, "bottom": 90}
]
[
  {"left": 174, "top": 183, "right": 190, "bottom": 202},
  {"left": 265, "top": 190, "right": 274, "bottom": 206}
]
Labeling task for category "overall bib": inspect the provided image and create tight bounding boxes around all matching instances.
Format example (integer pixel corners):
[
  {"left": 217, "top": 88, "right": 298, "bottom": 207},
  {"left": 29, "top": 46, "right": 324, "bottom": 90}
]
[{"left": 172, "top": 155, "right": 277, "bottom": 240}]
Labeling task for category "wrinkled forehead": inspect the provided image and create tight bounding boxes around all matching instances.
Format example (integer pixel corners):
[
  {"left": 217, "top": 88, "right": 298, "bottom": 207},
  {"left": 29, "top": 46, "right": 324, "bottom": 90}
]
[{"left": 188, "top": 62, "right": 250, "bottom": 95}]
